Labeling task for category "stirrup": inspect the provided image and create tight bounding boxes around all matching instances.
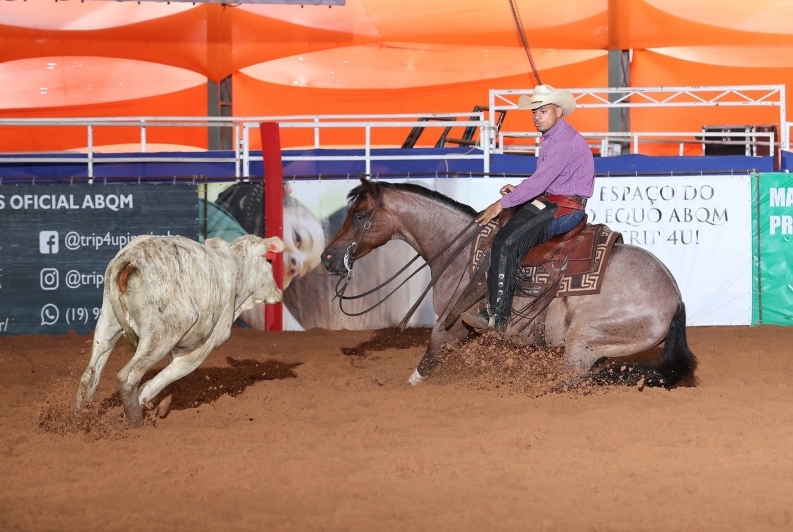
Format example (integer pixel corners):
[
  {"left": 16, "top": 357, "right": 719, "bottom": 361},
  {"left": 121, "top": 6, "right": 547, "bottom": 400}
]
[{"left": 461, "top": 306, "right": 495, "bottom": 333}]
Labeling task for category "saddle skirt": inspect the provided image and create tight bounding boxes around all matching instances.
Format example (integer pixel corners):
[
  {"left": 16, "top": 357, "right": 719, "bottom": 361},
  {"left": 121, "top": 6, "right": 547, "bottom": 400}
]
[
  {"left": 470, "top": 217, "right": 622, "bottom": 298},
  {"left": 442, "top": 215, "right": 622, "bottom": 330}
]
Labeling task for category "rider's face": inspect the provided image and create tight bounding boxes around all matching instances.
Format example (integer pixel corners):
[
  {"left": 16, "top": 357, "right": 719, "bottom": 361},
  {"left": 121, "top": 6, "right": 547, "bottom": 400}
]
[{"left": 532, "top": 104, "right": 563, "bottom": 133}]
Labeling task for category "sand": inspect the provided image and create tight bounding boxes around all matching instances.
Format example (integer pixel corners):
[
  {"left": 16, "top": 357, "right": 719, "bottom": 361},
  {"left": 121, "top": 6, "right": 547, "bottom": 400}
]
[{"left": 2, "top": 324, "right": 793, "bottom": 531}]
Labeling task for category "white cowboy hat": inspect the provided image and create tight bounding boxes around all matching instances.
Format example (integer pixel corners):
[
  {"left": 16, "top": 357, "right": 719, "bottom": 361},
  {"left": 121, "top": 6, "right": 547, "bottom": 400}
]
[{"left": 518, "top": 84, "right": 576, "bottom": 116}]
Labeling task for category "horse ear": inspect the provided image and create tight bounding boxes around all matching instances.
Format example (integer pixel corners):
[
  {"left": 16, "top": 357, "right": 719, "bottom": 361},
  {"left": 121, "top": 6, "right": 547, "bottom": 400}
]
[{"left": 358, "top": 172, "right": 374, "bottom": 194}]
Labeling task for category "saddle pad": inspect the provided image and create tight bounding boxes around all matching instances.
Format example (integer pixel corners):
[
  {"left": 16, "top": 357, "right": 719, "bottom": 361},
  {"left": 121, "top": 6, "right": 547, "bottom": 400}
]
[
  {"left": 519, "top": 225, "right": 622, "bottom": 297},
  {"left": 470, "top": 222, "right": 622, "bottom": 298},
  {"left": 471, "top": 218, "right": 500, "bottom": 272}
]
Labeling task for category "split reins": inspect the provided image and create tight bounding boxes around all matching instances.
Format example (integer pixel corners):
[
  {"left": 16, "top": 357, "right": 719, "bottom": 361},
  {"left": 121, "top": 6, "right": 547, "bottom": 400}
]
[{"left": 332, "top": 191, "right": 484, "bottom": 321}]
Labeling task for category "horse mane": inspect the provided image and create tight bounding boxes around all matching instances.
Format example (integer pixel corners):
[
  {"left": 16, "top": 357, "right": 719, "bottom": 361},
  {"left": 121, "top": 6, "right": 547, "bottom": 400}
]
[{"left": 347, "top": 181, "right": 477, "bottom": 217}]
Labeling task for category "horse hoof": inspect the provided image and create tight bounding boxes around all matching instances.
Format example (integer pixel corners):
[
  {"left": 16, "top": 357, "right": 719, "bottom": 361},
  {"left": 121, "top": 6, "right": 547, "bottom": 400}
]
[{"left": 408, "top": 369, "right": 426, "bottom": 386}]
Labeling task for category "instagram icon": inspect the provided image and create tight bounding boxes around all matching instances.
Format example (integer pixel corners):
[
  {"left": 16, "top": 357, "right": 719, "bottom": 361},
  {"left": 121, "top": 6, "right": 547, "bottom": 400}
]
[{"left": 40, "top": 268, "right": 59, "bottom": 290}]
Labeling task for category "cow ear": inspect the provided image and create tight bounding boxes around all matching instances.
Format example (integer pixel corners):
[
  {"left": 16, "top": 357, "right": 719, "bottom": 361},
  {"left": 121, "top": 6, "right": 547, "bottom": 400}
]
[{"left": 262, "top": 236, "right": 285, "bottom": 260}]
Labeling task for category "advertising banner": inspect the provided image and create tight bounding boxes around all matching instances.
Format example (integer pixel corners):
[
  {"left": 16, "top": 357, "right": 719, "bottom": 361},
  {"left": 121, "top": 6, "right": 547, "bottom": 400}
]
[
  {"left": 204, "top": 175, "right": 752, "bottom": 330},
  {"left": 462, "top": 174, "right": 752, "bottom": 326},
  {"left": 0, "top": 185, "right": 198, "bottom": 335},
  {"left": 752, "top": 172, "right": 793, "bottom": 325},
  {"left": 586, "top": 175, "right": 753, "bottom": 326}
]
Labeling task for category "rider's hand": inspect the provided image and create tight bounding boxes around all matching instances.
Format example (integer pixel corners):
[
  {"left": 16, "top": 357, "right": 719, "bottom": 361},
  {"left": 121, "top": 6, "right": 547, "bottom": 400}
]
[
  {"left": 475, "top": 198, "right": 504, "bottom": 226},
  {"left": 500, "top": 184, "right": 516, "bottom": 196}
]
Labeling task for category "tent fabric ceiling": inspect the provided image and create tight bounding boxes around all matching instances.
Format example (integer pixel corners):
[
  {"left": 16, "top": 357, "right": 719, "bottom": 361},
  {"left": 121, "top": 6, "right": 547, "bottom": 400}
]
[
  {"left": 2, "top": 57, "right": 206, "bottom": 108},
  {"left": 2, "top": 0, "right": 792, "bottom": 150}
]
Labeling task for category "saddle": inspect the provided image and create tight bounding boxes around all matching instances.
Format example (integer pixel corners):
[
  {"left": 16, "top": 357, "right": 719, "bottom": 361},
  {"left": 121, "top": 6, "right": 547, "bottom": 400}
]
[
  {"left": 487, "top": 208, "right": 621, "bottom": 294},
  {"left": 442, "top": 209, "right": 621, "bottom": 330},
  {"left": 522, "top": 218, "right": 593, "bottom": 278},
  {"left": 491, "top": 207, "right": 595, "bottom": 277}
]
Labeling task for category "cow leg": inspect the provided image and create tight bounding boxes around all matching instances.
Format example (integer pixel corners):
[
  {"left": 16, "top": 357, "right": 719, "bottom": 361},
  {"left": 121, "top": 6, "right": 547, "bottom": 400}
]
[
  {"left": 137, "top": 342, "right": 218, "bottom": 411},
  {"left": 116, "top": 334, "right": 179, "bottom": 427},
  {"left": 76, "top": 301, "right": 123, "bottom": 414}
]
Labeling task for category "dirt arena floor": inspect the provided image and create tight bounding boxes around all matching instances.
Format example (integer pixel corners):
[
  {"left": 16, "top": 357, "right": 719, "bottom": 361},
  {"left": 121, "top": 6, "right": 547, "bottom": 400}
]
[{"left": 2, "top": 324, "right": 793, "bottom": 531}]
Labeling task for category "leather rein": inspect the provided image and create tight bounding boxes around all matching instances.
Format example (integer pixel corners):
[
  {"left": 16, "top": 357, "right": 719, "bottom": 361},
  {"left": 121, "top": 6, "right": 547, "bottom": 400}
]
[{"left": 332, "top": 191, "right": 484, "bottom": 325}]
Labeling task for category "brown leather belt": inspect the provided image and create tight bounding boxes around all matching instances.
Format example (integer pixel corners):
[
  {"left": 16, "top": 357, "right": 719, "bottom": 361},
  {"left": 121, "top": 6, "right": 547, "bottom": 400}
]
[{"left": 540, "top": 194, "right": 587, "bottom": 217}]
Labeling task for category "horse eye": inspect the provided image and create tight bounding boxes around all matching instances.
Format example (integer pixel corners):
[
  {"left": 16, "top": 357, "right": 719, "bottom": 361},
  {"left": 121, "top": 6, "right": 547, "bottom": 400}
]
[{"left": 354, "top": 212, "right": 366, "bottom": 221}]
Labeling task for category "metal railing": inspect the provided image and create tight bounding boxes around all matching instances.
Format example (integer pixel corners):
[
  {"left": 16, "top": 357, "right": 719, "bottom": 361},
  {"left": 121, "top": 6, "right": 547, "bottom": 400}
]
[
  {"left": 786, "top": 122, "right": 793, "bottom": 152},
  {"left": 501, "top": 130, "right": 777, "bottom": 158},
  {"left": 490, "top": 84, "right": 787, "bottom": 153},
  {"left": 0, "top": 85, "right": 787, "bottom": 180},
  {"left": 0, "top": 112, "right": 490, "bottom": 179},
  {"left": 238, "top": 114, "right": 492, "bottom": 176}
]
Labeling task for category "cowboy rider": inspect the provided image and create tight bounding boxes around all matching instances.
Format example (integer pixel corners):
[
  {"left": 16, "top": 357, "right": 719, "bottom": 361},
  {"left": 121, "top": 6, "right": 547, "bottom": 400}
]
[{"left": 462, "top": 84, "right": 595, "bottom": 332}]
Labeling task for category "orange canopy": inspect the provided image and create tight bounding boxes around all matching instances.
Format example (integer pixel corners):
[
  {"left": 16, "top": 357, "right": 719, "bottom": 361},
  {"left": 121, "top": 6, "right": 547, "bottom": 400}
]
[{"left": 2, "top": 0, "right": 792, "bottom": 150}]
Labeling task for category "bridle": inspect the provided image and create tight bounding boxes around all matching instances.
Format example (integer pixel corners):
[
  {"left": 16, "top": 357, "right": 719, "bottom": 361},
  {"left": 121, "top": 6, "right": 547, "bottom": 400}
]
[
  {"left": 332, "top": 186, "right": 384, "bottom": 304},
  {"left": 331, "top": 188, "right": 484, "bottom": 323}
]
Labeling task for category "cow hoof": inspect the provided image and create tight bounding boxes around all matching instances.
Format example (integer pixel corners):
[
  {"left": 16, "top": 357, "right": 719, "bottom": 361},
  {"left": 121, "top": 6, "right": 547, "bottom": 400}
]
[
  {"left": 124, "top": 407, "right": 144, "bottom": 428},
  {"left": 156, "top": 394, "right": 173, "bottom": 418}
]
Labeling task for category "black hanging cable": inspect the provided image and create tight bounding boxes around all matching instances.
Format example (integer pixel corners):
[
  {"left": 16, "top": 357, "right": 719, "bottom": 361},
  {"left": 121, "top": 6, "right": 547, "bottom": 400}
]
[{"left": 508, "top": 0, "right": 542, "bottom": 85}]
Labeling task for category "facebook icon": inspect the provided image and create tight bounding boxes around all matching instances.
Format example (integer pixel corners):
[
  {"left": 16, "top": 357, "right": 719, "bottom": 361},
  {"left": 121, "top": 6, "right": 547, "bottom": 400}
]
[{"left": 39, "top": 231, "right": 59, "bottom": 254}]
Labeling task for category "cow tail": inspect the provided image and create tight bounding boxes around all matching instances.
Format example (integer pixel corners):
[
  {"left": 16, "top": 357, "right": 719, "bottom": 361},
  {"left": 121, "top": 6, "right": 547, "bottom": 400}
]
[{"left": 117, "top": 262, "right": 137, "bottom": 294}]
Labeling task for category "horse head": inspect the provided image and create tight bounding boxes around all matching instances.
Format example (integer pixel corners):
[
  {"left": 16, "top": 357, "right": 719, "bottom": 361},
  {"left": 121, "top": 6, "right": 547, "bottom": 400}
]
[{"left": 322, "top": 174, "right": 397, "bottom": 275}]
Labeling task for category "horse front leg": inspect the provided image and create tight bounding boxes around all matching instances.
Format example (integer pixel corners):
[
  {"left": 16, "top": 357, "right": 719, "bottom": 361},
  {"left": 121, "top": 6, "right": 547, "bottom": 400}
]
[
  {"left": 408, "top": 322, "right": 468, "bottom": 385},
  {"left": 409, "top": 344, "right": 443, "bottom": 385}
]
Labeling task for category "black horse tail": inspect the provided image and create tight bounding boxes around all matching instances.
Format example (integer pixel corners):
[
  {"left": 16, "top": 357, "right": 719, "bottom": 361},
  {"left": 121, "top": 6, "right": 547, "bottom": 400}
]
[{"left": 656, "top": 301, "right": 698, "bottom": 387}]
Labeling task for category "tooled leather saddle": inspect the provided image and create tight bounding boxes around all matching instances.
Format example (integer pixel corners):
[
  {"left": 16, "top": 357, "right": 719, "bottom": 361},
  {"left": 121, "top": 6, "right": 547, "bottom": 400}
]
[{"left": 442, "top": 209, "right": 622, "bottom": 329}]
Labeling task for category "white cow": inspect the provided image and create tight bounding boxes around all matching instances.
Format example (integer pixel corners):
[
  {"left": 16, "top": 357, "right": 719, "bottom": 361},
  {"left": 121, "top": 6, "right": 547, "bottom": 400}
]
[{"left": 75, "top": 234, "right": 284, "bottom": 426}]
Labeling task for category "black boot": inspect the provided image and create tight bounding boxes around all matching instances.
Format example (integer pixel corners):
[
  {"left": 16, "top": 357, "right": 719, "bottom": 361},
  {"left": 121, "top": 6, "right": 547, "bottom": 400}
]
[{"left": 461, "top": 304, "right": 494, "bottom": 333}]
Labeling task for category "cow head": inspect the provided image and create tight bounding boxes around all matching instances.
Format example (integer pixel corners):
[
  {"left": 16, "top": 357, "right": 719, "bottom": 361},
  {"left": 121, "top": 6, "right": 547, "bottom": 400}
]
[{"left": 230, "top": 234, "right": 285, "bottom": 315}]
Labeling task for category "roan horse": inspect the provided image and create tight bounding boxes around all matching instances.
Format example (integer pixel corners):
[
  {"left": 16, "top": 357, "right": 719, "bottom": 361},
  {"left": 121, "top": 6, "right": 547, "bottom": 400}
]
[{"left": 322, "top": 176, "right": 697, "bottom": 388}]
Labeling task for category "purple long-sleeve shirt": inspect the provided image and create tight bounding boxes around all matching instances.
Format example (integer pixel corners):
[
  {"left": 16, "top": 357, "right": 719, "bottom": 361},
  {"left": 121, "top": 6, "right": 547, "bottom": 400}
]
[{"left": 500, "top": 118, "right": 595, "bottom": 209}]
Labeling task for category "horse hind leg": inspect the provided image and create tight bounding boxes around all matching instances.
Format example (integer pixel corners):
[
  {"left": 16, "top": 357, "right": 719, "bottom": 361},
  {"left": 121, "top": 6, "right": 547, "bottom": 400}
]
[
  {"left": 567, "top": 301, "right": 697, "bottom": 389},
  {"left": 564, "top": 343, "right": 658, "bottom": 390},
  {"left": 562, "top": 323, "right": 662, "bottom": 387},
  {"left": 593, "top": 302, "right": 697, "bottom": 388}
]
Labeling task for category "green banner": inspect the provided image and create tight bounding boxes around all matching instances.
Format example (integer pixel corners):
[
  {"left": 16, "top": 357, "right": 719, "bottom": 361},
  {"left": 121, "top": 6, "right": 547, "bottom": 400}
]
[{"left": 752, "top": 172, "right": 793, "bottom": 325}]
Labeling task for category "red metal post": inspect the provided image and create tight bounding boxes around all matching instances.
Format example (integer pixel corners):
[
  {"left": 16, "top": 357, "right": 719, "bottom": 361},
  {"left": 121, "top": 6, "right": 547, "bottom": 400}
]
[{"left": 260, "top": 122, "right": 284, "bottom": 331}]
